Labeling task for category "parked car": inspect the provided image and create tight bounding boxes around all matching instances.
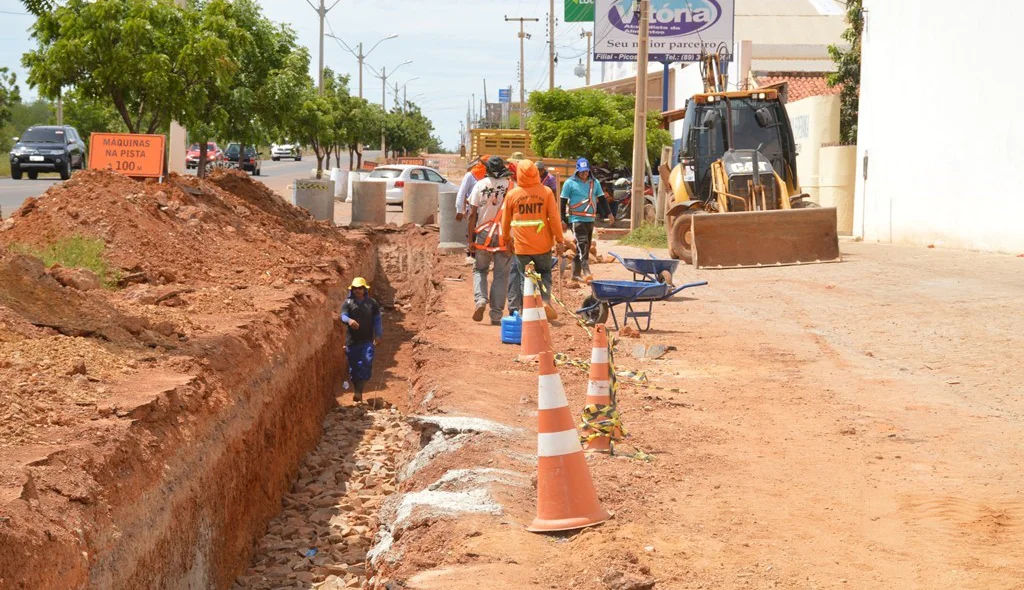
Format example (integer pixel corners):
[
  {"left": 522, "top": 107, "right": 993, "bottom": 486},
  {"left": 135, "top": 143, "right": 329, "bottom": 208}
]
[
  {"left": 8, "top": 125, "right": 87, "bottom": 180},
  {"left": 224, "top": 143, "right": 262, "bottom": 175},
  {"left": 185, "top": 142, "right": 224, "bottom": 169},
  {"left": 365, "top": 165, "right": 458, "bottom": 207},
  {"left": 270, "top": 143, "right": 301, "bottom": 161}
]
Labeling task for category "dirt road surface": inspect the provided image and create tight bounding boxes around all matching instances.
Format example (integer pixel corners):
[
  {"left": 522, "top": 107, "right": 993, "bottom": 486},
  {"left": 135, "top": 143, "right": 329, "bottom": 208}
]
[{"left": 365, "top": 239, "right": 1023, "bottom": 589}]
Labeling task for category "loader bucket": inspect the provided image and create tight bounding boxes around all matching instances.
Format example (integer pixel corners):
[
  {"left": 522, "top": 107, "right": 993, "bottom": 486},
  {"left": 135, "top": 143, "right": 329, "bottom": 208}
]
[{"left": 690, "top": 207, "right": 842, "bottom": 269}]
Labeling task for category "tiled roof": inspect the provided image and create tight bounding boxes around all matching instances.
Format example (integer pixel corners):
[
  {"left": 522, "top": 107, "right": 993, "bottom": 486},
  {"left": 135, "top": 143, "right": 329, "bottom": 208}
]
[{"left": 755, "top": 72, "right": 841, "bottom": 102}]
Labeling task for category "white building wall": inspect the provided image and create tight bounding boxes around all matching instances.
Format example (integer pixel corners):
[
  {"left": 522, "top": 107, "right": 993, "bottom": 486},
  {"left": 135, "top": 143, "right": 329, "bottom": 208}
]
[{"left": 854, "top": 0, "right": 1024, "bottom": 253}]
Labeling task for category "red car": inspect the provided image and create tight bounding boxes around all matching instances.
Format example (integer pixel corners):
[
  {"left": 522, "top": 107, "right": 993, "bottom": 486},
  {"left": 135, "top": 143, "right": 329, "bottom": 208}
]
[{"left": 185, "top": 142, "right": 224, "bottom": 169}]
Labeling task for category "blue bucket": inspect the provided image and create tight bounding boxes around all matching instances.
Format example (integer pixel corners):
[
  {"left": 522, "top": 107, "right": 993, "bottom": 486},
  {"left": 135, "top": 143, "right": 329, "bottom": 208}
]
[{"left": 501, "top": 312, "right": 522, "bottom": 344}]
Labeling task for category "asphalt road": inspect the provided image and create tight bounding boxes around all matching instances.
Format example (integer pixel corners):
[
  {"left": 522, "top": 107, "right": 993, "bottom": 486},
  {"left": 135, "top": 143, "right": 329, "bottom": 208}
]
[{"left": 0, "top": 156, "right": 332, "bottom": 219}]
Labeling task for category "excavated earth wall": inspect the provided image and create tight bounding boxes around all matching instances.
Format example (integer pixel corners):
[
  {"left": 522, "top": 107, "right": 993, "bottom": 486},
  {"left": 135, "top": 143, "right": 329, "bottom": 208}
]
[{"left": 0, "top": 169, "right": 384, "bottom": 589}]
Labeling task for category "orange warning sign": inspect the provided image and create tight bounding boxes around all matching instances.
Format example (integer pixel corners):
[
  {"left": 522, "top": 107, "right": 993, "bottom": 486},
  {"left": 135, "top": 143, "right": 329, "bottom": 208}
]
[{"left": 89, "top": 133, "right": 166, "bottom": 178}]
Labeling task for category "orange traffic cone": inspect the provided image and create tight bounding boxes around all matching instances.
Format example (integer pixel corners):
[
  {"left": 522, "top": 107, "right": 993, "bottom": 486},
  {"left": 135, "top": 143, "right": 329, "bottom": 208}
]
[
  {"left": 582, "top": 324, "right": 614, "bottom": 452},
  {"left": 518, "top": 276, "right": 551, "bottom": 363},
  {"left": 528, "top": 351, "right": 611, "bottom": 533}
]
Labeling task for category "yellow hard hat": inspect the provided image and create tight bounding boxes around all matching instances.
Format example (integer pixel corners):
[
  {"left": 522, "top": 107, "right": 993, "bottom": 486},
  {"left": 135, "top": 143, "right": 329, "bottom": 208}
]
[{"left": 350, "top": 277, "right": 370, "bottom": 290}]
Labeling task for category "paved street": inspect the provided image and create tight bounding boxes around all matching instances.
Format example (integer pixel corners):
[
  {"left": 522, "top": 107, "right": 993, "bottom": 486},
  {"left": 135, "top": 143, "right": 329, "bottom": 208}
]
[{"left": 0, "top": 157, "right": 327, "bottom": 219}]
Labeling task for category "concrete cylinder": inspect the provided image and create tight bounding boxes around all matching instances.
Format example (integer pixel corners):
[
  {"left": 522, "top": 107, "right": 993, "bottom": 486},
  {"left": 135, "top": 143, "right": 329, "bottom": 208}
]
[
  {"left": 329, "top": 168, "right": 347, "bottom": 201},
  {"left": 438, "top": 190, "right": 467, "bottom": 253},
  {"left": 402, "top": 181, "right": 439, "bottom": 225},
  {"left": 818, "top": 145, "right": 857, "bottom": 235},
  {"left": 291, "top": 178, "right": 334, "bottom": 222},
  {"left": 347, "top": 171, "right": 367, "bottom": 203},
  {"left": 351, "top": 180, "right": 386, "bottom": 226}
]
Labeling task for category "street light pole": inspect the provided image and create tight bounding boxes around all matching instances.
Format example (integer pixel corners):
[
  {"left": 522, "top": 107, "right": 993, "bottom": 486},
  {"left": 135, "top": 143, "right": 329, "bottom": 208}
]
[
  {"left": 306, "top": 0, "right": 342, "bottom": 94},
  {"left": 374, "top": 61, "right": 413, "bottom": 161},
  {"left": 325, "top": 33, "right": 398, "bottom": 100}
]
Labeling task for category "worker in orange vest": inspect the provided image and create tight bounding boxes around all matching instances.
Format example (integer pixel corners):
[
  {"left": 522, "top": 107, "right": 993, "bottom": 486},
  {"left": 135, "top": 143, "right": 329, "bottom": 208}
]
[
  {"left": 502, "top": 159, "right": 564, "bottom": 321},
  {"left": 468, "top": 156, "right": 513, "bottom": 325}
]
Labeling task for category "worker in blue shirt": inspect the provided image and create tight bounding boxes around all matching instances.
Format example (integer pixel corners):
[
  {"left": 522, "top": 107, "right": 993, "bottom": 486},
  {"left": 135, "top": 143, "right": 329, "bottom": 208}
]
[
  {"left": 560, "top": 158, "right": 613, "bottom": 281},
  {"left": 340, "top": 277, "right": 383, "bottom": 402}
]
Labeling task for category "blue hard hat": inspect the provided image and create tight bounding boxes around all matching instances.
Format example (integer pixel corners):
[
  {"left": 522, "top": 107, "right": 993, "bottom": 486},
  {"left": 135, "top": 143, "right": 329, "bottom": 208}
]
[{"left": 576, "top": 158, "right": 590, "bottom": 173}]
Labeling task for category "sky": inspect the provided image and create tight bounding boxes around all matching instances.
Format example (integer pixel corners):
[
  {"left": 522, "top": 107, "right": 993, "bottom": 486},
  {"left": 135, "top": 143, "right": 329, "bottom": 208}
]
[{"left": 0, "top": 0, "right": 598, "bottom": 150}]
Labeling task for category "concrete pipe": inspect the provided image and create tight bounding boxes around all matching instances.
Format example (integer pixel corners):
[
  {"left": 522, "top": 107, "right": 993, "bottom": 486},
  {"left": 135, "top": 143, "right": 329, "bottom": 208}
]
[
  {"left": 350, "top": 180, "right": 387, "bottom": 227},
  {"left": 291, "top": 178, "right": 335, "bottom": 222},
  {"left": 818, "top": 145, "right": 857, "bottom": 235},
  {"left": 438, "top": 190, "right": 468, "bottom": 253},
  {"left": 402, "top": 181, "right": 439, "bottom": 226},
  {"left": 329, "top": 168, "right": 349, "bottom": 201}
]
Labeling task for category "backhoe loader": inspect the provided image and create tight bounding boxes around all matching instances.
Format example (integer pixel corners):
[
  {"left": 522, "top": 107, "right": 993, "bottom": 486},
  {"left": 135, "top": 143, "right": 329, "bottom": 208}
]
[{"left": 664, "top": 88, "right": 841, "bottom": 269}]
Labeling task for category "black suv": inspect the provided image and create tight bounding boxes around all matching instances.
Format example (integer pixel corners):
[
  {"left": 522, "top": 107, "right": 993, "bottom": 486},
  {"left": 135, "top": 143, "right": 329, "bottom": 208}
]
[
  {"left": 9, "top": 125, "right": 87, "bottom": 180},
  {"left": 224, "top": 143, "right": 262, "bottom": 175}
]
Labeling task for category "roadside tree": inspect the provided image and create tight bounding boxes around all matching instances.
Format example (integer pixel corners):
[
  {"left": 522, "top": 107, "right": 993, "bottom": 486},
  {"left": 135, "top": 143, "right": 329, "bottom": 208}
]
[{"left": 527, "top": 88, "right": 670, "bottom": 168}]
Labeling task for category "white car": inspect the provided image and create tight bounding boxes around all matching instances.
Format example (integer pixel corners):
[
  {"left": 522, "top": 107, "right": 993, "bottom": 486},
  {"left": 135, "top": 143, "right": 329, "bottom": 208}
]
[
  {"left": 365, "top": 165, "right": 458, "bottom": 207},
  {"left": 270, "top": 143, "right": 301, "bottom": 161}
]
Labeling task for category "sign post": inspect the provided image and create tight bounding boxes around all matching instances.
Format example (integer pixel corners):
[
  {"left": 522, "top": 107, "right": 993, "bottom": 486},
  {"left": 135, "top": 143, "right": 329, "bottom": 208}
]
[{"left": 88, "top": 133, "right": 167, "bottom": 179}]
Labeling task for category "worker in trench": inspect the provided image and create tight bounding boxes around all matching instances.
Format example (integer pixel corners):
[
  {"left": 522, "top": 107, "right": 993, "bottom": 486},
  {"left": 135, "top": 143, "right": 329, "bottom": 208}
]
[{"left": 340, "top": 277, "right": 382, "bottom": 402}]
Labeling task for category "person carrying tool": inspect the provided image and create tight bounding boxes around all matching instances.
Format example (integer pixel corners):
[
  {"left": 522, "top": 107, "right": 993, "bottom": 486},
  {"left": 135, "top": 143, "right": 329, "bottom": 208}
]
[
  {"left": 503, "top": 159, "right": 564, "bottom": 321},
  {"left": 340, "top": 277, "right": 382, "bottom": 402},
  {"left": 456, "top": 155, "right": 488, "bottom": 265},
  {"left": 468, "top": 155, "right": 513, "bottom": 324},
  {"left": 561, "top": 157, "right": 613, "bottom": 281}
]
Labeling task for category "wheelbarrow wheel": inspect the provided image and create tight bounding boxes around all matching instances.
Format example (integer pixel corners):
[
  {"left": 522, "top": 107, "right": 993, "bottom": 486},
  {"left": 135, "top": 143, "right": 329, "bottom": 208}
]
[{"left": 580, "top": 295, "right": 610, "bottom": 326}]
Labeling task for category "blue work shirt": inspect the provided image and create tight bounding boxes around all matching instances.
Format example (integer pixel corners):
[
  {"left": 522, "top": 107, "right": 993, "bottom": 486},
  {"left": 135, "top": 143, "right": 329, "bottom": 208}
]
[{"left": 560, "top": 174, "right": 605, "bottom": 224}]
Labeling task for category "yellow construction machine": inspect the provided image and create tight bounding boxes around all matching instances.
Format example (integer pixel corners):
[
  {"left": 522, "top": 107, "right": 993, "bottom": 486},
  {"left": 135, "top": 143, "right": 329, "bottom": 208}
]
[{"left": 663, "top": 85, "right": 841, "bottom": 269}]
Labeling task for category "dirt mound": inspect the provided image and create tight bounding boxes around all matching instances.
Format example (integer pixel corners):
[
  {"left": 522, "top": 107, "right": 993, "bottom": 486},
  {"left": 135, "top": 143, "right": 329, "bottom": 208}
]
[{"left": 0, "top": 168, "right": 338, "bottom": 286}]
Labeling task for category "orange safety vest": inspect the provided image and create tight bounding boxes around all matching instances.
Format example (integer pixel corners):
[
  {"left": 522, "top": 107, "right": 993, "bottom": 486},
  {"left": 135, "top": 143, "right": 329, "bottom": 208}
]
[
  {"left": 568, "top": 179, "right": 597, "bottom": 219},
  {"left": 473, "top": 207, "right": 506, "bottom": 251}
]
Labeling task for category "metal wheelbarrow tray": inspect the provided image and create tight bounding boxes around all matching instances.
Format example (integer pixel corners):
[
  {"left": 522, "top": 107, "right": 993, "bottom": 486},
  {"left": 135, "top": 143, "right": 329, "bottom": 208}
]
[
  {"left": 608, "top": 251, "right": 680, "bottom": 283},
  {"left": 578, "top": 279, "right": 708, "bottom": 332}
]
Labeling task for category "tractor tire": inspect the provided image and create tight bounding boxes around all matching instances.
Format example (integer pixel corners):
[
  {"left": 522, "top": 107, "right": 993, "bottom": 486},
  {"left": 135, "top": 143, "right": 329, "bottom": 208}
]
[{"left": 668, "top": 209, "right": 699, "bottom": 264}]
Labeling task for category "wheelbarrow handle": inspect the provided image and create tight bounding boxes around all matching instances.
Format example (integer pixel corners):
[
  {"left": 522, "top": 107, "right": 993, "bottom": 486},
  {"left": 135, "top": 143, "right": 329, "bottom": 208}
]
[
  {"left": 607, "top": 251, "right": 626, "bottom": 265},
  {"left": 668, "top": 280, "right": 709, "bottom": 297}
]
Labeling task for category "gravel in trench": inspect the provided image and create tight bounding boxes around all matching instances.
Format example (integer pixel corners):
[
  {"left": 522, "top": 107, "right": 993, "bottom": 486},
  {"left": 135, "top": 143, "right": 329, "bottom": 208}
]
[{"left": 233, "top": 404, "right": 410, "bottom": 590}]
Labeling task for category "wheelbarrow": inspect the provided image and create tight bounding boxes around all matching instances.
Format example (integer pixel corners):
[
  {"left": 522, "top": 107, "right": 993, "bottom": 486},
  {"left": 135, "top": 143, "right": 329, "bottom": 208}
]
[
  {"left": 608, "top": 251, "right": 680, "bottom": 284},
  {"left": 577, "top": 279, "right": 708, "bottom": 332}
]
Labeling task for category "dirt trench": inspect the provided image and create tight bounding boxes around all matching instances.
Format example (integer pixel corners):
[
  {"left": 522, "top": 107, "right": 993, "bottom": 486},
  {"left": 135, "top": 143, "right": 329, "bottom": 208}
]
[{"left": 0, "top": 168, "right": 445, "bottom": 589}]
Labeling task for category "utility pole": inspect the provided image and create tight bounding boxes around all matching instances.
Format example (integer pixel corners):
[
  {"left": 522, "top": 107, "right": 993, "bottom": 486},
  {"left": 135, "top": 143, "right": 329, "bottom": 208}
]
[
  {"left": 483, "top": 79, "right": 488, "bottom": 125},
  {"left": 581, "top": 30, "right": 593, "bottom": 86},
  {"left": 548, "top": 0, "right": 556, "bottom": 90},
  {"left": 630, "top": 0, "right": 651, "bottom": 229},
  {"left": 376, "top": 61, "right": 412, "bottom": 161},
  {"left": 168, "top": 0, "right": 187, "bottom": 174},
  {"left": 307, "top": 0, "right": 341, "bottom": 94},
  {"left": 505, "top": 16, "right": 538, "bottom": 130}
]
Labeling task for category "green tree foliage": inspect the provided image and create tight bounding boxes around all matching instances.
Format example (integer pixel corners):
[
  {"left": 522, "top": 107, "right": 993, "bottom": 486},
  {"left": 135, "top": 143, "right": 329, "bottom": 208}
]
[
  {"left": 527, "top": 88, "right": 671, "bottom": 168},
  {"left": 1, "top": 99, "right": 54, "bottom": 154},
  {"left": 62, "top": 86, "right": 128, "bottom": 148},
  {"left": 383, "top": 104, "right": 434, "bottom": 158},
  {"left": 18, "top": 0, "right": 54, "bottom": 15},
  {"left": 340, "top": 98, "right": 384, "bottom": 169},
  {"left": 0, "top": 68, "right": 20, "bottom": 131},
  {"left": 24, "top": 0, "right": 197, "bottom": 134},
  {"left": 827, "top": 0, "right": 862, "bottom": 143}
]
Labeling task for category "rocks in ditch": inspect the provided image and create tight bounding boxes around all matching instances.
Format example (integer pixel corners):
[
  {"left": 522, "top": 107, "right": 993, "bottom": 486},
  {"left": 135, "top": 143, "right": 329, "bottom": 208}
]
[{"left": 232, "top": 406, "right": 411, "bottom": 589}]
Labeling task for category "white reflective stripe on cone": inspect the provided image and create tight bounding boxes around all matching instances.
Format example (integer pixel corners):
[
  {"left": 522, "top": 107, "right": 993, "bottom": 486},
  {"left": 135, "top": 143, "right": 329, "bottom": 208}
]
[
  {"left": 590, "top": 347, "right": 609, "bottom": 364},
  {"left": 538, "top": 429, "right": 583, "bottom": 457},
  {"left": 538, "top": 375, "right": 569, "bottom": 410},
  {"left": 587, "top": 380, "right": 610, "bottom": 397},
  {"left": 522, "top": 307, "right": 546, "bottom": 322},
  {"left": 524, "top": 277, "right": 536, "bottom": 297}
]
